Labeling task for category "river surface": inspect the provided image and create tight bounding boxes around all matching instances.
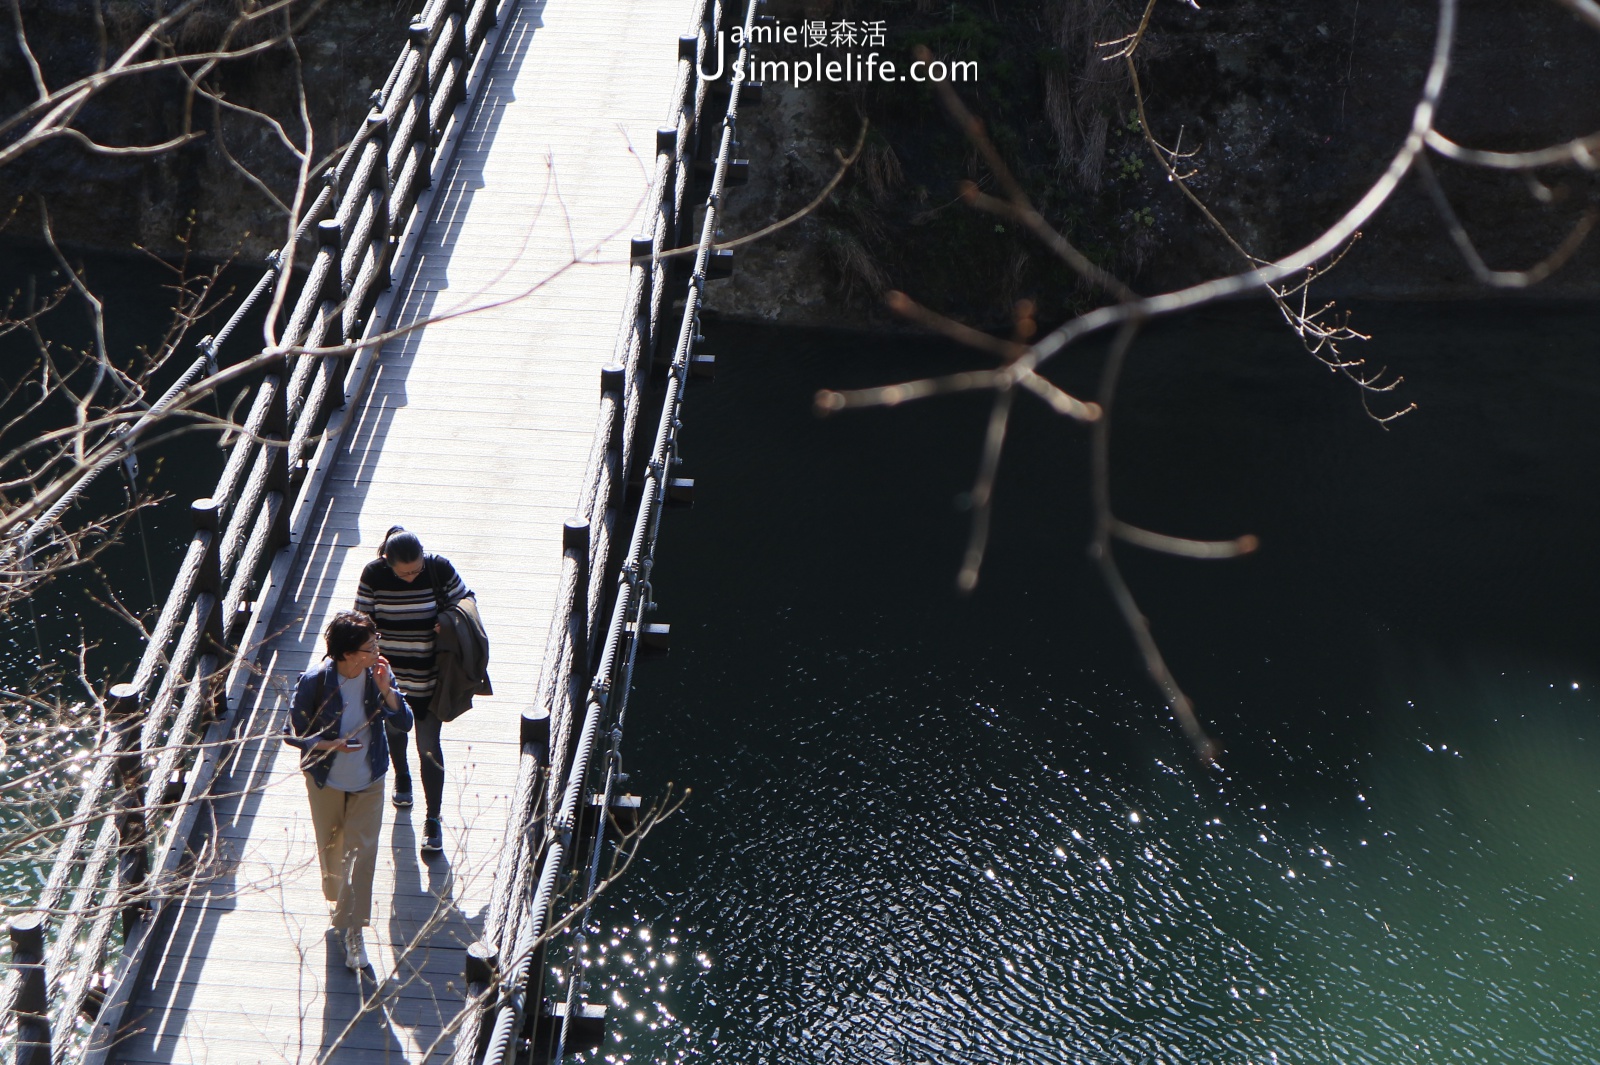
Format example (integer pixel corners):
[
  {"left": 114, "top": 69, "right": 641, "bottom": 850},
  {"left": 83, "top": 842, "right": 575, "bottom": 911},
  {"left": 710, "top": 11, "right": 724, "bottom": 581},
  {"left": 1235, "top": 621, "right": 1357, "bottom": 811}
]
[
  {"left": 587, "top": 302, "right": 1600, "bottom": 1064},
  {"left": 6, "top": 261, "right": 1600, "bottom": 1064}
]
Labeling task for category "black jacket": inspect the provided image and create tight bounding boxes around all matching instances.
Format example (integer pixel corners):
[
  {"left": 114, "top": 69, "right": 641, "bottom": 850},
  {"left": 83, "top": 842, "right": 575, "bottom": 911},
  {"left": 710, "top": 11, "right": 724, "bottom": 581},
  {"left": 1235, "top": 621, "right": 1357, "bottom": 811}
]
[{"left": 433, "top": 595, "right": 492, "bottom": 722}]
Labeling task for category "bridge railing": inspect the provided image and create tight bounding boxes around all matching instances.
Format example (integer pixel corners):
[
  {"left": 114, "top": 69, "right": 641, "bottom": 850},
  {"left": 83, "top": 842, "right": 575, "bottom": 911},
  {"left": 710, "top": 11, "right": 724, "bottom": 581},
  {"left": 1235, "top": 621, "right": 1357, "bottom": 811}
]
[
  {"left": 2, "top": 1, "right": 515, "bottom": 1061},
  {"left": 452, "top": 1, "right": 763, "bottom": 1061}
]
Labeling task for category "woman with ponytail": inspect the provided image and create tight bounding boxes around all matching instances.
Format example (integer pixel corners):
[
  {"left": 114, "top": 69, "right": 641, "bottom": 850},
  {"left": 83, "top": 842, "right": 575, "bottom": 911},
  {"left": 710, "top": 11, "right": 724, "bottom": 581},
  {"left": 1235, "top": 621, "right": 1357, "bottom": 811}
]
[{"left": 355, "top": 525, "right": 471, "bottom": 856}]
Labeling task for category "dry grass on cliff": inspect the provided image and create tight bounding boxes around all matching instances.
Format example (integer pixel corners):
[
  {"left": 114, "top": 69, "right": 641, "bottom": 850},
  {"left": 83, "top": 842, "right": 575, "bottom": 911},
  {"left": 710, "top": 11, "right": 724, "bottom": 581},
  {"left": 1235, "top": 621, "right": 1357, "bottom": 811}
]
[{"left": 1044, "top": 0, "right": 1143, "bottom": 191}]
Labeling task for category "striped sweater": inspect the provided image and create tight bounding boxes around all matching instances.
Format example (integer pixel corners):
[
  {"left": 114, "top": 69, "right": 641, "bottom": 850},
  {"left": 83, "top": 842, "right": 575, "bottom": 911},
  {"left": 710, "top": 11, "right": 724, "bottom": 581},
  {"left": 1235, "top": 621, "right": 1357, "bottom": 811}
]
[{"left": 354, "top": 554, "right": 470, "bottom": 699}]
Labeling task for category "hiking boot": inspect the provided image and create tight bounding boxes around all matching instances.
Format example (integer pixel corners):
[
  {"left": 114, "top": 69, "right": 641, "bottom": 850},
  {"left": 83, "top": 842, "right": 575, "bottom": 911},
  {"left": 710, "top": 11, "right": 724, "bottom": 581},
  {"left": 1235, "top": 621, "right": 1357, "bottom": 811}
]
[
  {"left": 343, "top": 927, "right": 369, "bottom": 972},
  {"left": 420, "top": 818, "right": 444, "bottom": 856},
  {"left": 392, "top": 782, "right": 414, "bottom": 809}
]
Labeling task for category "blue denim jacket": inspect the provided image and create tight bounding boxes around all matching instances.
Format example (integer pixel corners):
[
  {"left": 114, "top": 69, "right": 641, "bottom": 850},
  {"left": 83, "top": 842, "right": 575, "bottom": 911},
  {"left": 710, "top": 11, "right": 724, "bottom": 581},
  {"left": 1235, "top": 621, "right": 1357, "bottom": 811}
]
[{"left": 283, "top": 659, "right": 413, "bottom": 788}]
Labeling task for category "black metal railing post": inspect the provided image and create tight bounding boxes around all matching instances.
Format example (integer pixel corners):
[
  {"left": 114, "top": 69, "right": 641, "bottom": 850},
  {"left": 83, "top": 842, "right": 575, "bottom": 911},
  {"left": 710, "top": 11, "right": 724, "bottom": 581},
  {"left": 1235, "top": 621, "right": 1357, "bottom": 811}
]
[
  {"left": 108, "top": 683, "right": 149, "bottom": 937},
  {"left": 656, "top": 128, "right": 680, "bottom": 241},
  {"left": 366, "top": 111, "right": 394, "bottom": 297},
  {"left": 565, "top": 520, "right": 591, "bottom": 687},
  {"left": 445, "top": 0, "right": 470, "bottom": 107},
  {"left": 461, "top": 939, "right": 498, "bottom": 1062},
  {"left": 264, "top": 367, "right": 291, "bottom": 552},
  {"left": 410, "top": 16, "right": 437, "bottom": 186},
  {"left": 630, "top": 234, "right": 654, "bottom": 287},
  {"left": 315, "top": 219, "right": 351, "bottom": 410},
  {"left": 317, "top": 218, "right": 345, "bottom": 305},
  {"left": 192, "top": 499, "right": 223, "bottom": 620},
  {"left": 448, "top": 0, "right": 469, "bottom": 51},
  {"left": 601, "top": 366, "right": 626, "bottom": 504},
  {"left": 630, "top": 234, "right": 655, "bottom": 356},
  {"left": 9, "top": 913, "right": 50, "bottom": 1065},
  {"left": 190, "top": 498, "right": 228, "bottom": 726}
]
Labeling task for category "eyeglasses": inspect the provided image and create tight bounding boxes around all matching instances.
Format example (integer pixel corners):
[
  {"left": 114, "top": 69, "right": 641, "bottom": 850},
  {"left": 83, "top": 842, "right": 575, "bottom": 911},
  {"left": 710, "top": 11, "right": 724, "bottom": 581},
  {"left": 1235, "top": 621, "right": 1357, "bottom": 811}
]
[
  {"left": 358, "top": 640, "right": 380, "bottom": 656},
  {"left": 389, "top": 560, "right": 425, "bottom": 581}
]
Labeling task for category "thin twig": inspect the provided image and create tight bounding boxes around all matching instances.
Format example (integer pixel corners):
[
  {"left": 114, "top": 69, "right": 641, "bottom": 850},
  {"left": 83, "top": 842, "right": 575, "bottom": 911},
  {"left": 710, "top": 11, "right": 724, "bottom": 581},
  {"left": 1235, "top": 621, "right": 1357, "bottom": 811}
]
[{"left": 653, "top": 118, "right": 870, "bottom": 260}]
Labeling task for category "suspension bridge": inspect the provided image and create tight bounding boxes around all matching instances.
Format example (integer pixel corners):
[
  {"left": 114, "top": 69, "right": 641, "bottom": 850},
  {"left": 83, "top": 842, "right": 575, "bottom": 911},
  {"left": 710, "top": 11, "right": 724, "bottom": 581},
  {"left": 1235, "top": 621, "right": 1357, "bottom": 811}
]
[{"left": 4, "top": 0, "right": 760, "bottom": 1060}]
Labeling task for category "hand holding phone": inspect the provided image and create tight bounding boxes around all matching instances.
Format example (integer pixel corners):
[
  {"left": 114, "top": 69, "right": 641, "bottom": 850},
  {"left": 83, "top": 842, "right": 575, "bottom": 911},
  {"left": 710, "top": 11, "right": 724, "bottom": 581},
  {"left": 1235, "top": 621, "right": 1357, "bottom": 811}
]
[{"left": 343, "top": 737, "right": 364, "bottom": 751}]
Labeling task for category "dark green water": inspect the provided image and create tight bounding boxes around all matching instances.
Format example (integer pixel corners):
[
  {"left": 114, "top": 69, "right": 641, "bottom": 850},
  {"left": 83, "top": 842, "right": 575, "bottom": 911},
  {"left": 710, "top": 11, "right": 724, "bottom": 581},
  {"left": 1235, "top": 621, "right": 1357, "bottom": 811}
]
[
  {"left": 588, "top": 303, "right": 1600, "bottom": 1063},
  {"left": 8, "top": 255, "right": 1600, "bottom": 1063}
]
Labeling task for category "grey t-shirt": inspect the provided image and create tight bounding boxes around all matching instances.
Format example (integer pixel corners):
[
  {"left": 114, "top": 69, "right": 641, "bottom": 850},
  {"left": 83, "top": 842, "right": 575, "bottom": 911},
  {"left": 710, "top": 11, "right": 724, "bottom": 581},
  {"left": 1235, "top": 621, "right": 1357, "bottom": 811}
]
[{"left": 323, "top": 671, "right": 377, "bottom": 792}]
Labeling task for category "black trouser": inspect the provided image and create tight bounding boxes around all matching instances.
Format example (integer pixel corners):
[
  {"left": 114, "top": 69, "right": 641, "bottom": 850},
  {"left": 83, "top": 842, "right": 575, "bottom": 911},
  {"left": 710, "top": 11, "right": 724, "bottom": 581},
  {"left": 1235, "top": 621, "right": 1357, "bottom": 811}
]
[{"left": 387, "top": 693, "right": 444, "bottom": 820}]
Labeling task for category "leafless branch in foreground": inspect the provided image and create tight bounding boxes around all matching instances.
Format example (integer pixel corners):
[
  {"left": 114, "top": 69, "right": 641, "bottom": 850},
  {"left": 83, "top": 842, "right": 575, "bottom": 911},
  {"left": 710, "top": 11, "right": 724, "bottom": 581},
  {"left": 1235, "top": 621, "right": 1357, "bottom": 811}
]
[{"left": 817, "top": 0, "right": 1600, "bottom": 761}]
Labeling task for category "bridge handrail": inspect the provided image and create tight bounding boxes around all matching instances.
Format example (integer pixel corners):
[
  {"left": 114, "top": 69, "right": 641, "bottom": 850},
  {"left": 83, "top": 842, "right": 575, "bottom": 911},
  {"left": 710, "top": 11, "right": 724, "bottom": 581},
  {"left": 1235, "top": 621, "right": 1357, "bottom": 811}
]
[
  {"left": 456, "top": 2, "right": 763, "bottom": 1062},
  {"left": 470, "top": 48, "right": 687, "bottom": 998},
  {"left": 460, "top": 119, "right": 678, "bottom": 1065},
  {"left": 1, "top": 1, "right": 515, "bottom": 1061},
  {"left": 0, "top": 181, "right": 340, "bottom": 585},
  {"left": 0, "top": 0, "right": 480, "bottom": 580}
]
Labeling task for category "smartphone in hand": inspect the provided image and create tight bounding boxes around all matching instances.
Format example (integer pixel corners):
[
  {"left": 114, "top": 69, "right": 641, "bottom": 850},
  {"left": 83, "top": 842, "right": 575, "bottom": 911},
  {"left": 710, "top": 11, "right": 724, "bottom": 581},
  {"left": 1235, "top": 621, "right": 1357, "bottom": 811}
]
[{"left": 344, "top": 737, "right": 364, "bottom": 751}]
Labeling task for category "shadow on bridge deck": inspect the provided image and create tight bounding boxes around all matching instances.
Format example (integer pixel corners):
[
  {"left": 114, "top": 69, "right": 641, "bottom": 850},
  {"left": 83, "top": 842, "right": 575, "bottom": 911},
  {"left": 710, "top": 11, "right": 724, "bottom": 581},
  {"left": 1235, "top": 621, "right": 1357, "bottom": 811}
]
[{"left": 108, "top": 0, "right": 697, "bottom": 1057}]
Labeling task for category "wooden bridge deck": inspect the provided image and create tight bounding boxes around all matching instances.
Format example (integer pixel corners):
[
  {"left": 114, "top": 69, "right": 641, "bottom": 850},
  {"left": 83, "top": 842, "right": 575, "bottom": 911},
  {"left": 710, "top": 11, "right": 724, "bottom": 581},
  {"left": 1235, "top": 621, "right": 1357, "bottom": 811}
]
[{"left": 113, "top": 0, "right": 694, "bottom": 1060}]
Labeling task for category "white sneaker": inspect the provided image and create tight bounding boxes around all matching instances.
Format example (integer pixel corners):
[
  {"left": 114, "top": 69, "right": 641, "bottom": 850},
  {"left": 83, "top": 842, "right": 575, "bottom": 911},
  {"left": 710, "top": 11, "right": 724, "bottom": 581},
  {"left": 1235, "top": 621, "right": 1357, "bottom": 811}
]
[{"left": 343, "top": 927, "right": 368, "bottom": 971}]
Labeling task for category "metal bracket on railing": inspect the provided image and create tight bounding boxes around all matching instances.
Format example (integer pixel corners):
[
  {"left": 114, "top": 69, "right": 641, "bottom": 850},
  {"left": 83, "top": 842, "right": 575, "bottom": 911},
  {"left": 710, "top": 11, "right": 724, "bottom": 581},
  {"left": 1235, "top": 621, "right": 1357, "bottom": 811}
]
[
  {"left": 109, "top": 427, "right": 139, "bottom": 490},
  {"left": 108, "top": 683, "right": 150, "bottom": 938}
]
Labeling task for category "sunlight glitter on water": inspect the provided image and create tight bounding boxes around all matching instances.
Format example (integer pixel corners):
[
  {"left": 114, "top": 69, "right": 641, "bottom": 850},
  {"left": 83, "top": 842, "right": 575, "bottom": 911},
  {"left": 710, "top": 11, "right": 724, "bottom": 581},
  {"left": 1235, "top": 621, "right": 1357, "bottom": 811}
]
[
  {"left": 0, "top": 709, "right": 98, "bottom": 902},
  {"left": 589, "top": 653, "right": 1600, "bottom": 1065}
]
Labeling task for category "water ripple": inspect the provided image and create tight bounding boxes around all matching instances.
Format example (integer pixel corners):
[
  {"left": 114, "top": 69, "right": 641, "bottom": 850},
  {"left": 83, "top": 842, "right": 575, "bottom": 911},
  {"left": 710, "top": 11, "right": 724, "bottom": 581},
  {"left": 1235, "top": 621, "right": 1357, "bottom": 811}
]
[{"left": 580, "top": 656, "right": 1600, "bottom": 1065}]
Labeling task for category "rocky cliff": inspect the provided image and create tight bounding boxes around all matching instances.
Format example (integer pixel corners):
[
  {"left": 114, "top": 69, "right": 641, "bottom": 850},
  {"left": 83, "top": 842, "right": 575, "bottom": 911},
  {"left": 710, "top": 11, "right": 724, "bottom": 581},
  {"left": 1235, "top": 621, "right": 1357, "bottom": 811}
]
[
  {"left": 3, "top": 0, "right": 1596, "bottom": 325},
  {"left": 704, "top": 0, "right": 1600, "bottom": 327},
  {"left": 0, "top": 0, "right": 412, "bottom": 264}
]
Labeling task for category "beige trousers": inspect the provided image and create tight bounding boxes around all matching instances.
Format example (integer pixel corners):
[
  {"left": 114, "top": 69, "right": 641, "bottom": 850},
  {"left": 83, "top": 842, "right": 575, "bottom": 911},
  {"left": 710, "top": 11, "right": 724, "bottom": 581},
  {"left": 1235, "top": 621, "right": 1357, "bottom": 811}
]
[{"left": 303, "top": 773, "right": 384, "bottom": 931}]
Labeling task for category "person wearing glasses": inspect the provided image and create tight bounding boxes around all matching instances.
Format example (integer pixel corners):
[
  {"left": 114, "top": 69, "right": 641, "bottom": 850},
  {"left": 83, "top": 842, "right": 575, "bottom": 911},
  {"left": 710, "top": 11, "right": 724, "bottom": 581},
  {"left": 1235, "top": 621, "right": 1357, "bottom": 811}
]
[
  {"left": 284, "top": 609, "right": 412, "bottom": 972},
  {"left": 355, "top": 525, "right": 471, "bottom": 857}
]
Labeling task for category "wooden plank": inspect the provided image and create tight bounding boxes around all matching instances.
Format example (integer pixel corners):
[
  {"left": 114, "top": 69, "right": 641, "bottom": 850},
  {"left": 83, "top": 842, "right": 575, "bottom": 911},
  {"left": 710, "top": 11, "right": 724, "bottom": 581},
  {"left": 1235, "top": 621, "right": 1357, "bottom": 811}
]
[
  {"left": 146, "top": 941, "right": 466, "bottom": 982},
  {"left": 112, "top": 1013, "right": 455, "bottom": 1062},
  {"left": 113, "top": 0, "right": 695, "bottom": 1057}
]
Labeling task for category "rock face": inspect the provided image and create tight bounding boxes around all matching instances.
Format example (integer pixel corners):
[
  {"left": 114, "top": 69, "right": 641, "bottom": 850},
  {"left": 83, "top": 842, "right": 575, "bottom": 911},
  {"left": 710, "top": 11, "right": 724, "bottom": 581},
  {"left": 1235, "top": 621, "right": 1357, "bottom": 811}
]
[
  {"left": 3, "top": 1, "right": 1596, "bottom": 322},
  {"left": 697, "top": 76, "right": 837, "bottom": 324},
  {"left": 0, "top": 0, "right": 412, "bottom": 262},
  {"left": 704, "top": 0, "right": 1600, "bottom": 327}
]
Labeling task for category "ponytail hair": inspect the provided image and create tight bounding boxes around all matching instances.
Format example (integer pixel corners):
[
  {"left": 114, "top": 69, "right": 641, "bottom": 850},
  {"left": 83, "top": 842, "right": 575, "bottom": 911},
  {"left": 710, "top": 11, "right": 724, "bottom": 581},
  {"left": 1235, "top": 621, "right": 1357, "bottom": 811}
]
[{"left": 379, "top": 524, "right": 424, "bottom": 564}]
